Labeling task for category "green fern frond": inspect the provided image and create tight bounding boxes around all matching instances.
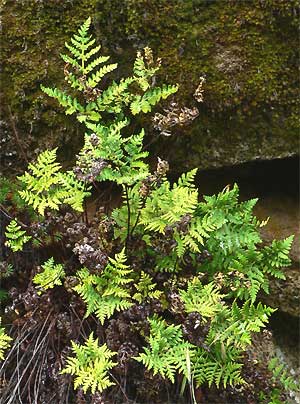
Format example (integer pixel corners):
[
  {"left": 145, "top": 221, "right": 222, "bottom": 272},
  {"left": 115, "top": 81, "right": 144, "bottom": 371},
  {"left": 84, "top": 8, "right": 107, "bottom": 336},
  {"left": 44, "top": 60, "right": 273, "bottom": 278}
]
[
  {"left": 135, "top": 316, "right": 194, "bottom": 383},
  {"left": 0, "top": 318, "right": 12, "bottom": 361},
  {"left": 268, "top": 357, "right": 299, "bottom": 392},
  {"left": 74, "top": 249, "right": 133, "bottom": 324},
  {"left": 133, "top": 48, "right": 163, "bottom": 91},
  {"left": 176, "top": 214, "right": 218, "bottom": 256},
  {"left": 58, "top": 171, "right": 90, "bottom": 212},
  {"left": 133, "top": 271, "right": 162, "bottom": 303},
  {"left": 40, "top": 87, "right": 85, "bottom": 115},
  {"left": 133, "top": 49, "right": 158, "bottom": 79},
  {"left": 0, "top": 263, "right": 14, "bottom": 280},
  {"left": 133, "top": 51, "right": 147, "bottom": 77},
  {"left": 60, "top": 53, "right": 81, "bottom": 69},
  {"left": 61, "top": 333, "right": 117, "bottom": 394},
  {"left": 208, "top": 301, "right": 275, "bottom": 350},
  {"left": 84, "top": 55, "right": 110, "bottom": 74},
  {"left": 140, "top": 171, "right": 198, "bottom": 233},
  {"left": 130, "top": 84, "right": 178, "bottom": 115},
  {"left": 193, "top": 350, "right": 244, "bottom": 388},
  {"left": 63, "top": 17, "right": 97, "bottom": 73},
  {"left": 180, "top": 278, "right": 225, "bottom": 319},
  {"left": 76, "top": 16, "right": 91, "bottom": 39},
  {"left": 77, "top": 120, "right": 149, "bottom": 186},
  {"left": 247, "top": 267, "right": 266, "bottom": 302},
  {"left": 177, "top": 168, "right": 198, "bottom": 187},
  {"left": 18, "top": 149, "right": 90, "bottom": 215},
  {"left": 262, "top": 236, "right": 293, "bottom": 275},
  {"left": 33, "top": 257, "right": 65, "bottom": 294},
  {"left": 5, "top": 219, "right": 31, "bottom": 252},
  {"left": 44, "top": 18, "right": 177, "bottom": 127}
]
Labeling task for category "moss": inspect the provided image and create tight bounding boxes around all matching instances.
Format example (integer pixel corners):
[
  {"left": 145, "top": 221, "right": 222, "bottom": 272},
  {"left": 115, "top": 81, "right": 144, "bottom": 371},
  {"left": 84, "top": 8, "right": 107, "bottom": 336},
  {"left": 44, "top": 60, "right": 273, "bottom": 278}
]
[
  {"left": 96, "top": 0, "right": 299, "bottom": 169},
  {"left": 0, "top": 0, "right": 298, "bottom": 173},
  {"left": 1, "top": 0, "right": 98, "bottom": 169}
]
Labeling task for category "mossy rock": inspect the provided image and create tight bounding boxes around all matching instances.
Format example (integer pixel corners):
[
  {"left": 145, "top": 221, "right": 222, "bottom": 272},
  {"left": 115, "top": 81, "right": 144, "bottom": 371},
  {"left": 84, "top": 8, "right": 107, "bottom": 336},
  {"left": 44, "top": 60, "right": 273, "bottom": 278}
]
[{"left": 0, "top": 0, "right": 299, "bottom": 173}]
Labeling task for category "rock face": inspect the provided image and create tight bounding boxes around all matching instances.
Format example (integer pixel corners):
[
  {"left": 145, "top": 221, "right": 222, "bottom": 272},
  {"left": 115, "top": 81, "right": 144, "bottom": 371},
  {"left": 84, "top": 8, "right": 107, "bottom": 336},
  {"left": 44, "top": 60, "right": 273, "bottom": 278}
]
[
  {"left": 262, "top": 267, "right": 300, "bottom": 318},
  {"left": 255, "top": 195, "right": 300, "bottom": 318},
  {"left": 1, "top": 0, "right": 299, "bottom": 173}
]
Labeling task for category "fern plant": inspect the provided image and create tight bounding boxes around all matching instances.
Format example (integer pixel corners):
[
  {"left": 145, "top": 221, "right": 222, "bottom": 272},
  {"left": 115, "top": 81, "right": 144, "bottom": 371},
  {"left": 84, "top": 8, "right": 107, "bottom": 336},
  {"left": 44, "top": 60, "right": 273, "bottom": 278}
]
[
  {"left": 135, "top": 316, "right": 195, "bottom": 383},
  {"left": 33, "top": 257, "right": 65, "bottom": 294},
  {"left": 258, "top": 357, "right": 300, "bottom": 404},
  {"left": 73, "top": 249, "right": 134, "bottom": 324},
  {"left": 61, "top": 333, "right": 117, "bottom": 394},
  {"left": 140, "top": 169, "right": 199, "bottom": 233},
  {"left": 40, "top": 17, "right": 293, "bottom": 396},
  {"left": 40, "top": 17, "right": 177, "bottom": 190},
  {"left": 177, "top": 278, "right": 275, "bottom": 388},
  {"left": 206, "top": 301, "right": 275, "bottom": 350},
  {"left": 192, "top": 348, "right": 245, "bottom": 389},
  {"left": 179, "top": 278, "right": 225, "bottom": 319},
  {"left": 5, "top": 219, "right": 31, "bottom": 252},
  {"left": 268, "top": 357, "right": 299, "bottom": 392},
  {"left": 132, "top": 271, "right": 162, "bottom": 303},
  {"left": 41, "top": 17, "right": 177, "bottom": 125},
  {"left": 18, "top": 149, "right": 90, "bottom": 215},
  {"left": 2, "top": 16, "right": 295, "bottom": 403}
]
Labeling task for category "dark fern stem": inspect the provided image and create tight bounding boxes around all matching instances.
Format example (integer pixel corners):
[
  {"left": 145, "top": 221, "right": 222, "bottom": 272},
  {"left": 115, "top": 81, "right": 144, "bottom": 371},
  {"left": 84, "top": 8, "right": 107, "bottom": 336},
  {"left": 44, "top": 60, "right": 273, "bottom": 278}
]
[{"left": 130, "top": 194, "right": 147, "bottom": 238}]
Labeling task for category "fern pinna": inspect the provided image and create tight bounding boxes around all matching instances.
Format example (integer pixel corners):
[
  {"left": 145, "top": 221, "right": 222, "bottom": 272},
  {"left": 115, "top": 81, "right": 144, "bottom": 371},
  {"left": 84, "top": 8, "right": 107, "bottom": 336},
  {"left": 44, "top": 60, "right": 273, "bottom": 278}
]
[{"left": 2, "top": 16, "right": 294, "bottom": 402}]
